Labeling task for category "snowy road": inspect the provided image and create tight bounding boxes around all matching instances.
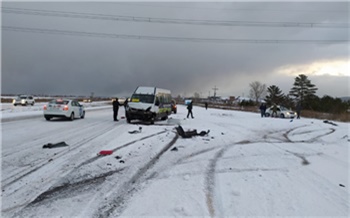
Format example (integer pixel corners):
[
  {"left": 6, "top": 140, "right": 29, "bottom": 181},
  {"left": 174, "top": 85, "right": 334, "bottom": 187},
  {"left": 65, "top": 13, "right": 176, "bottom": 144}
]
[{"left": 1, "top": 104, "right": 349, "bottom": 217}]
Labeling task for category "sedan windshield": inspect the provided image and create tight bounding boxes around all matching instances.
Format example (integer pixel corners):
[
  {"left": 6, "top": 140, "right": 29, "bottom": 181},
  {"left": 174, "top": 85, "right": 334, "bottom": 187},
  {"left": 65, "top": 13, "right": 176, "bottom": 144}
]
[{"left": 130, "top": 94, "right": 155, "bottom": 104}]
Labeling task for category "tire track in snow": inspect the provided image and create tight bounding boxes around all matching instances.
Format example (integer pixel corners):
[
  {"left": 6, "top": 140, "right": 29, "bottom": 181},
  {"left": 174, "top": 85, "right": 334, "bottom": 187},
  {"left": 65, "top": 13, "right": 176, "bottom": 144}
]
[
  {"left": 2, "top": 121, "right": 115, "bottom": 189},
  {"left": 1, "top": 119, "right": 107, "bottom": 158},
  {"left": 205, "top": 140, "right": 250, "bottom": 217},
  {"left": 95, "top": 133, "right": 179, "bottom": 217},
  {"left": 62, "top": 130, "right": 168, "bottom": 175},
  {"left": 203, "top": 124, "right": 339, "bottom": 217},
  {"left": 11, "top": 169, "right": 125, "bottom": 218},
  {"left": 284, "top": 127, "right": 336, "bottom": 143},
  {"left": 2, "top": 119, "right": 112, "bottom": 184},
  {"left": 6, "top": 130, "right": 171, "bottom": 216},
  {"left": 282, "top": 126, "right": 345, "bottom": 167}
]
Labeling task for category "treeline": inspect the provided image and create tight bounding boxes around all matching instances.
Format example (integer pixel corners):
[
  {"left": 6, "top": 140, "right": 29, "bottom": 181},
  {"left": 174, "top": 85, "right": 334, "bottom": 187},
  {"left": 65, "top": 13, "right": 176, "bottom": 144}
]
[{"left": 247, "top": 74, "right": 349, "bottom": 114}]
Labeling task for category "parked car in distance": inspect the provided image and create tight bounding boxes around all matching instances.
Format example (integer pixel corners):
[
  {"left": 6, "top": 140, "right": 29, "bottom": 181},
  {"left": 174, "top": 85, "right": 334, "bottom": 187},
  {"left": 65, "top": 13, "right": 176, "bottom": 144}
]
[
  {"left": 171, "top": 99, "right": 177, "bottom": 114},
  {"left": 43, "top": 99, "right": 85, "bottom": 121},
  {"left": 13, "top": 95, "right": 35, "bottom": 106},
  {"left": 265, "top": 105, "right": 295, "bottom": 118}
]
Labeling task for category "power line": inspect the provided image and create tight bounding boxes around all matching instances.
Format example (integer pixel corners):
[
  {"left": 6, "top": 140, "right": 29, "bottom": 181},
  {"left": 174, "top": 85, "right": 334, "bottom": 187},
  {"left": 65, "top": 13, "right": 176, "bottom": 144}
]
[
  {"left": 113, "top": 2, "right": 349, "bottom": 14},
  {"left": 2, "top": 7, "right": 348, "bottom": 29},
  {"left": 2, "top": 26, "right": 348, "bottom": 45}
]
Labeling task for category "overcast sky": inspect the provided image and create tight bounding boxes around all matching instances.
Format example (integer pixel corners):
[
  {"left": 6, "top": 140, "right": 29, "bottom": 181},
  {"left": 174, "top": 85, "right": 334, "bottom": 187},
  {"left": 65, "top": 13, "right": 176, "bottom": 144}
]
[{"left": 1, "top": 1, "right": 349, "bottom": 98}]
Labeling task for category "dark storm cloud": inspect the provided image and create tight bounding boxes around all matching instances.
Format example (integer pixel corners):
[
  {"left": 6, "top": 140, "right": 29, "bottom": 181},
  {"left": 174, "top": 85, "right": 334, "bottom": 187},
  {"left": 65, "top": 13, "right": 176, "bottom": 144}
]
[{"left": 2, "top": 2, "right": 349, "bottom": 98}]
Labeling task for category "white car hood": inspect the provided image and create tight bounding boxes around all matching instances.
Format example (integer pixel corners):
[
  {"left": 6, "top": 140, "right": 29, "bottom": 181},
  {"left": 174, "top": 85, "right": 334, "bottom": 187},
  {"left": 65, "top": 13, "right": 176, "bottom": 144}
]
[{"left": 128, "top": 102, "right": 153, "bottom": 110}]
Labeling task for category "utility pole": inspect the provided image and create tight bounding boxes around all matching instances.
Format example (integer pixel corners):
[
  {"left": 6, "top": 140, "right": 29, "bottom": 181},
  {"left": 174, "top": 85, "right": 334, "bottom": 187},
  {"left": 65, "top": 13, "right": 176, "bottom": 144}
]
[{"left": 212, "top": 86, "right": 218, "bottom": 98}]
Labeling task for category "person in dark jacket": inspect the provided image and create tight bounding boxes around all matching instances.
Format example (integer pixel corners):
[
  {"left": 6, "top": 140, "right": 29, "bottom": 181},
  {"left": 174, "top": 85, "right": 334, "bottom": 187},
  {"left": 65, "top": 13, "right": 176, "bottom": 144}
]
[
  {"left": 113, "top": 98, "right": 121, "bottom": 121},
  {"left": 205, "top": 102, "right": 208, "bottom": 110},
  {"left": 187, "top": 101, "right": 194, "bottom": 119},
  {"left": 296, "top": 102, "right": 302, "bottom": 119},
  {"left": 259, "top": 103, "right": 267, "bottom": 117},
  {"left": 271, "top": 104, "right": 278, "bottom": 118},
  {"left": 123, "top": 98, "right": 129, "bottom": 109}
]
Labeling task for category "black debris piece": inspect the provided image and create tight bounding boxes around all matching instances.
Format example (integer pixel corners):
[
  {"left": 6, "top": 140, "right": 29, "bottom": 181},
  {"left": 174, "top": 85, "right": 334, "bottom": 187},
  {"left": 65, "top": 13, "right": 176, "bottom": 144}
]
[
  {"left": 115, "top": 156, "right": 122, "bottom": 160},
  {"left": 119, "top": 160, "right": 125, "bottom": 164},
  {"left": 339, "top": 184, "right": 345, "bottom": 187},
  {"left": 171, "top": 147, "right": 178, "bottom": 151},
  {"left": 175, "top": 125, "right": 210, "bottom": 138},
  {"left": 43, "top": 141, "right": 69, "bottom": 149},
  {"left": 198, "top": 130, "right": 210, "bottom": 136},
  {"left": 323, "top": 120, "right": 338, "bottom": 126},
  {"left": 128, "top": 127, "right": 142, "bottom": 134}
]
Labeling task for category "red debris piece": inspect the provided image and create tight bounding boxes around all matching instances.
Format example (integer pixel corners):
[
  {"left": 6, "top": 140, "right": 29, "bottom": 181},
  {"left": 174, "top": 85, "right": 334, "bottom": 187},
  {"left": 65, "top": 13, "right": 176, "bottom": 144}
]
[{"left": 98, "top": 150, "right": 113, "bottom": 156}]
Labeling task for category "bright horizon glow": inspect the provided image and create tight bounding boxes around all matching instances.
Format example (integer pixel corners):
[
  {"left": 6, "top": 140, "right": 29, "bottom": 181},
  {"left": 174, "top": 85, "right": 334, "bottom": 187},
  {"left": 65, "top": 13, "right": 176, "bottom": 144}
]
[{"left": 277, "top": 59, "right": 350, "bottom": 77}]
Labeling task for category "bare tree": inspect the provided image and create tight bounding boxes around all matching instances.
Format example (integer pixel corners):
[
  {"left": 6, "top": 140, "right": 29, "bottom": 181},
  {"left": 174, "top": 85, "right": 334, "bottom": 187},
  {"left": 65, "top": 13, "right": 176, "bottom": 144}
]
[
  {"left": 193, "top": 92, "right": 200, "bottom": 99},
  {"left": 249, "top": 81, "right": 266, "bottom": 103}
]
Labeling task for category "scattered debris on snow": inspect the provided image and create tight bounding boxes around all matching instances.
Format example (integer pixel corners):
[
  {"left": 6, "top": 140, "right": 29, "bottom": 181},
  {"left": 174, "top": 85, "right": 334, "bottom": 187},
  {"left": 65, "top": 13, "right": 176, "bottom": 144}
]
[
  {"left": 128, "top": 127, "right": 142, "bottom": 134},
  {"left": 98, "top": 150, "right": 113, "bottom": 156},
  {"left": 170, "top": 147, "right": 178, "bottom": 151},
  {"left": 43, "top": 141, "right": 69, "bottom": 149},
  {"left": 323, "top": 120, "right": 338, "bottom": 126},
  {"left": 175, "top": 125, "right": 210, "bottom": 138}
]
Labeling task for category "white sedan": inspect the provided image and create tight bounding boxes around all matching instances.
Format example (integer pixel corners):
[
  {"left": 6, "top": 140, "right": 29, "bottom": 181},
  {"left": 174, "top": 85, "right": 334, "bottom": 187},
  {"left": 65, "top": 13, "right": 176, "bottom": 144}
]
[
  {"left": 265, "top": 105, "right": 295, "bottom": 118},
  {"left": 43, "top": 99, "right": 85, "bottom": 121}
]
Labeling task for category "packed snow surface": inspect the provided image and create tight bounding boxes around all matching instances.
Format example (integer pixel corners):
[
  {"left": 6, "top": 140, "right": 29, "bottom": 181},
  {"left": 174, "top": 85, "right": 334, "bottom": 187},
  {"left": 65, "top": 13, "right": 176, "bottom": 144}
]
[{"left": 1, "top": 102, "right": 349, "bottom": 217}]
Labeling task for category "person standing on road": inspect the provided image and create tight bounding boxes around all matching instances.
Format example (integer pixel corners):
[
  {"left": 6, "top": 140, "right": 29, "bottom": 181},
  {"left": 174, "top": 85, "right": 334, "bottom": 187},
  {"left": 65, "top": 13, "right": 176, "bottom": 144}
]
[
  {"left": 296, "top": 102, "right": 302, "bottom": 119},
  {"left": 259, "top": 103, "right": 267, "bottom": 117},
  {"left": 187, "top": 100, "right": 194, "bottom": 119},
  {"left": 205, "top": 102, "right": 208, "bottom": 110},
  {"left": 113, "top": 97, "right": 121, "bottom": 121},
  {"left": 123, "top": 98, "right": 129, "bottom": 109},
  {"left": 271, "top": 104, "right": 278, "bottom": 118}
]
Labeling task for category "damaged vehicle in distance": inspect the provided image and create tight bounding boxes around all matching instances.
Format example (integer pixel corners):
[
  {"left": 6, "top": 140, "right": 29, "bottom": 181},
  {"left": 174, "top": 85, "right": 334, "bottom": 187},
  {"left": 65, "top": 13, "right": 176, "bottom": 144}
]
[
  {"left": 43, "top": 99, "right": 85, "bottom": 121},
  {"left": 265, "top": 105, "right": 295, "bottom": 118}
]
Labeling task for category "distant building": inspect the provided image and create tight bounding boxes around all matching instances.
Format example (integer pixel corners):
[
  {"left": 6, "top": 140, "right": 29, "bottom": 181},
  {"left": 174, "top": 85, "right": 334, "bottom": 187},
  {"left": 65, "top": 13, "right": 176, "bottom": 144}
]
[{"left": 233, "top": 96, "right": 254, "bottom": 105}]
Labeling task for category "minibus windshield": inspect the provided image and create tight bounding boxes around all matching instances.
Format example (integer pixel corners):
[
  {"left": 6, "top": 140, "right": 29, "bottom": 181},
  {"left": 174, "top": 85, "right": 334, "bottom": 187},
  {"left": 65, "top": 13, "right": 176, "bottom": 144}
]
[{"left": 130, "top": 94, "right": 155, "bottom": 104}]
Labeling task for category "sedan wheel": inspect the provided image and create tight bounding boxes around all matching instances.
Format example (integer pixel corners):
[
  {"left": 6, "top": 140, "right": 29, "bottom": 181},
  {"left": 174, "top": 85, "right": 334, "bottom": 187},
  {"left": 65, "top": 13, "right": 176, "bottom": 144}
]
[
  {"left": 70, "top": 113, "right": 74, "bottom": 121},
  {"left": 81, "top": 111, "right": 85, "bottom": 119},
  {"left": 280, "top": 114, "right": 285, "bottom": 118}
]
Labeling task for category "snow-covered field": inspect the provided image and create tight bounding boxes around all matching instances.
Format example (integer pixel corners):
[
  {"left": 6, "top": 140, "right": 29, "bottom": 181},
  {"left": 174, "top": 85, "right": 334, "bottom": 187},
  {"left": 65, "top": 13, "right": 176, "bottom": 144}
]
[{"left": 1, "top": 103, "right": 349, "bottom": 217}]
